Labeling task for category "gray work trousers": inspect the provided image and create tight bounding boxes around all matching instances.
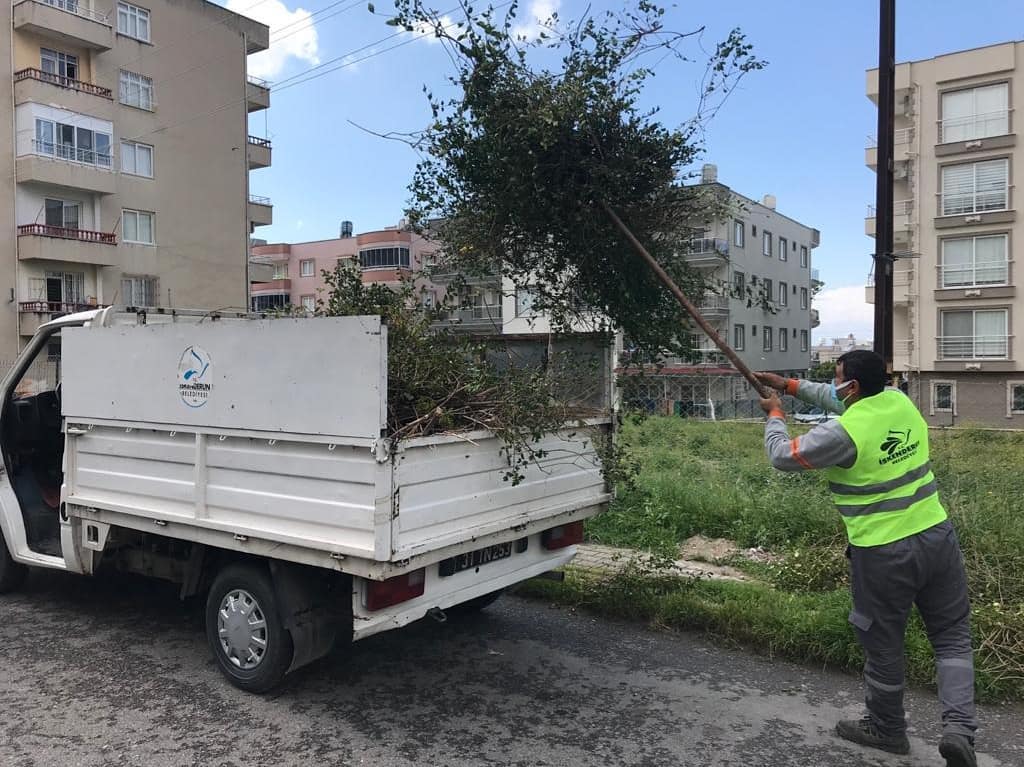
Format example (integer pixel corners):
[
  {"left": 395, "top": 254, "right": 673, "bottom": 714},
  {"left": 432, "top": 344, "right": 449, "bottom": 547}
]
[{"left": 848, "top": 519, "right": 977, "bottom": 738}]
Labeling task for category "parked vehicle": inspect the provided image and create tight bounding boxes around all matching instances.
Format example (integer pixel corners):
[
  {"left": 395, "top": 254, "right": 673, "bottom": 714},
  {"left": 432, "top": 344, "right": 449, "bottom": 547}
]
[
  {"left": 0, "top": 308, "right": 613, "bottom": 692},
  {"left": 793, "top": 407, "right": 839, "bottom": 423}
]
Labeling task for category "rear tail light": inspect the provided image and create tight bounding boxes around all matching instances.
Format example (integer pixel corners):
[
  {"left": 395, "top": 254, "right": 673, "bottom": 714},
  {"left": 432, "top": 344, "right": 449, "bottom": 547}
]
[
  {"left": 365, "top": 569, "right": 426, "bottom": 611},
  {"left": 542, "top": 521, "right": 584, "bottom": 550}
]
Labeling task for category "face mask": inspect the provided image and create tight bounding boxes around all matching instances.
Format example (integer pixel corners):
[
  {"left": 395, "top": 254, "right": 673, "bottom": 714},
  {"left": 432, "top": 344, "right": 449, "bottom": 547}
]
[{"left": 831, "top": 379, "right": 854, "bottom": 403}]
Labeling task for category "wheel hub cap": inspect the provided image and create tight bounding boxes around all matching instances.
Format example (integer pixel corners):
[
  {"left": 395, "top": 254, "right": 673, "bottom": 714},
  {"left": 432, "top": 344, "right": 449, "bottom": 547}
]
[{"left": 217, "top": 589, "right": 268, "bottom": 670}]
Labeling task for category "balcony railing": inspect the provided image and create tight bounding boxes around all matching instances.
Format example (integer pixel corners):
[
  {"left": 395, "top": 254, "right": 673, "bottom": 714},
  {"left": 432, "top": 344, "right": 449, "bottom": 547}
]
[
  {"left": 247, "top": 135, "right": 272, "bottom": 148},
  {"left": 939, "top": 110, "right": 1010, "bottom": 144},
  {"left": 867, "top": 199, "right": 914, "bottom": 217},
  {"left": 866, "top": 128, "right": 913, "bottom": 148},
  {"left": 19, "top": 300, "right": 103, "bottom": 314},
  {"left": 938, "top": 335, "right": 1009, "bottom": 359},
  {"left": 683, "top": 238, "right": 729, "bottom": 256},
  {"left": 941, "top": 190, "right": 1008, "bottom": 217},
  {"left": 699, "top": 295, "right": 730, "bottom": 312},
  {"left": 247, "top": 75, "right": 269, "bottom": 88},
  {"left": 37, "top": 0, "right": 110, "bottom": 23},
  {"left": 14, "top": 67, "right": 112, "bottom": 98},
  {"left": 30, "top": 139, "right": 112, "bottom": 168},
  {"left": 940, "top": 265, "right": 1008, "bottom": 289},
  {"left": 248, "top": 194, "right": 271, "bottom": 205},
  {"left": 18, "top": 223, "right": 116, "bottom": 244}
]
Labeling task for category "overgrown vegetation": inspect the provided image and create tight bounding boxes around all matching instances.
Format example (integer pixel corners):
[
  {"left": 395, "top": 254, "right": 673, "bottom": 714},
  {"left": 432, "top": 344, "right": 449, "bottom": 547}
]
[{"left": 524, "top": 418, "right": 1024, "bottom": 701}]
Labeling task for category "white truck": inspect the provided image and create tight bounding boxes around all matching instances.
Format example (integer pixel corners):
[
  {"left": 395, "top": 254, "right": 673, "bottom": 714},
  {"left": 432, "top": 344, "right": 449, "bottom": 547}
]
[{"left": 0, "top": 307, "right": 613, "bottom": 692}]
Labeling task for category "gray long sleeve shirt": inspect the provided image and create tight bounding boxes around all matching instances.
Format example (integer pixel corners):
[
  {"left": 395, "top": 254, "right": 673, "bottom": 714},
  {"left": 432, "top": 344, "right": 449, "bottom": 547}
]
[{"left": 764, "top": 380, "right": 858, "bottom": 472}]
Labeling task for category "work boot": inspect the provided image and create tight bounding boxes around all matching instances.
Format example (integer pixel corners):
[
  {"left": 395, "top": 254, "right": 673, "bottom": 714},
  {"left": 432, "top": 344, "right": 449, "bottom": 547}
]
[
  {"left": 939, "top": 733, "right": 977, "bottom": 767},
  {"left": 835, "top": 717, "right": 910, "bottom": 755}
]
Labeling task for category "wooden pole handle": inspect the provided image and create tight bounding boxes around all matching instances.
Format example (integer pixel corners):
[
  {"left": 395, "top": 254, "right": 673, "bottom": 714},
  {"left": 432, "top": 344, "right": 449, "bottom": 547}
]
[{"left": 600, "top": 201, "right": 772, "bottom": 400}]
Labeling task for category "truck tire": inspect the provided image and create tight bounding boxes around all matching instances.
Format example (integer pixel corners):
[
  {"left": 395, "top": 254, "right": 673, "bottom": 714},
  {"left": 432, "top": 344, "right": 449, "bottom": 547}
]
[
  {"left": 205, "top": 563, "right": 294, "bottom": 693},
  {"left": 0, "top": 530, "right": 28, "bottom": 594},
  {"left": 447, "top": 588, "right": 504, "bottom": 616}
]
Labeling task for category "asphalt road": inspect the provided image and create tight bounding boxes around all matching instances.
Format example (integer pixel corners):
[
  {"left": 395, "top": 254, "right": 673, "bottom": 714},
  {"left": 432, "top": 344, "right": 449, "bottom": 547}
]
[{"left": 0, "top": 570, "right": 1020, "bottom": 767}]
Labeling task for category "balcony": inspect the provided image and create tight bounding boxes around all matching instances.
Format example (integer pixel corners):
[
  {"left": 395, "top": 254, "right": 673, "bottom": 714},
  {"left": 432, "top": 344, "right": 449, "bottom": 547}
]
[
  {"left": 938, "top": 335, "right": 1009, "bottom": 360},
  {"left": 17, "top": 141, "right": 115, "bottom": 194},
  {"left": 14, "top": 68, "right": 114, "bottom": 117},
  {"left": 865, "top": 268, "right": 914, "bottom": 306},
  {"left": 438, "top": 305, "right": 503, "bottom": 331},
  {"left": 865, "top": 199, "right": 914, "bottom": 244},
  {"left": 17, "top": 223, "right": 117, "bottom": 265},
  {"left": 698, "top": 294, "right": 729, "bottom": 318},
  {"left": 246, "top": 76, "right": 270, "bottom": 113},
  {"left": 680, "top": 238, "right": 729, "bottom": 269},
  {"left": 248, "top": 195, "right": 273, "bottom": 227},
  {"left": 18, "top": 300, "right": 105, "bottom": 334},
  {"left": 251, "top": 278, "right": 291, "bottom": 293},
  {"left": 247, "top": 135, "right": 272, "bottom": 169},
  {"left": 939, "top": 111, "right": 1011, "bottom": 145},
  {"left": 13, "top": 0, "right": 114, "bottom": 51},
  {"left": 810, "top": 308, "right": 820, "bottom": 328},
  {"left": 428, "top": 267, "right": 500, "bottom": 286},
  {"left": 865, "top": 128, "right": 915, "bottom": 169}
]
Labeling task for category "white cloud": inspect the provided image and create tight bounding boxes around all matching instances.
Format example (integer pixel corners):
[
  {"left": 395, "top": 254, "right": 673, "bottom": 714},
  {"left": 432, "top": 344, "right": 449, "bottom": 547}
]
[
  {"left": 295, "top": 219, "right": 305, "bottom": 230},
  {"left": 409, "top": 14, "right": 455, "bottom": 44},
  {"left": 813, "top": 284, "right": 874, "bottom": 346},
  {"left": 228, "top": 0, "right": 320, "bottom": 80},
  {"left": 512, "top": 0, "right": 559, "bottom": 41}
]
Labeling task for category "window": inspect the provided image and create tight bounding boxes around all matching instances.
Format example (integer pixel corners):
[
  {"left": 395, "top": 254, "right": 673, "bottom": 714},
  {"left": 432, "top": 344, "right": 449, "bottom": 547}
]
[
  {"left": 733, "top": 324, "right": 745, "bottom": 351},
  {"left": 120, "top": 140, "right": 153, "bottom": 177},
  {"left": 800, "top": 329, "right": 808, "bottom": 352},
  {"left": 252, "top": 294, "right": 290, "bottom": 312},
  {"left": 779, "top": 237, "right": 788, "bottom": 261},
  {"left": 733, "top": 270, "right": 745, "bottom": 294},
  {"left": 763, "top": 278, "right": 773, "bottom": 303},
  {"left": 44, "top": 198, "right": 80, "bottom": 229},
  {"left": 359, "top": 247, "right": 410, "bottom": 269},
  {"left": 941, "top": 235, "right": 1008, "bottom": 288},
  {"left": 778, "top": 281, "right": 788, "bottom": 306},
  {"left": 733, "top": 220, "right": 745, "bottom": 247},
  {"left": 762, "top": 230, "right": 772, "bottom": 256},
  {"left": 272, "top": 263, "right": 288, "bottom": 279},
  {"left": 941, "top": 159, "right": 1008, "bottom": 216},
  {"left": 121, "top": 276, "right": 157, "bottom": 306},
  {"left": 34, "top": 118, "right": 111, "bottom": 167},
  {"left": 799, "top": 245, "right": 808, "bottom": 268},
  {"left": 751, "top": 325, "right": 758, "bottom": 336},
  {"left": 515, "top": 286, "right": 539, "bottom": 317},
  {"left": 799, "top": 287, "right": 808, "bottom": 309},
  {"left": 421, "top": 290, "right": 436, "bottom": 309},
  {"left": 40, "top": 48, "right": 78, "bottom": 81},
  {"left": 751, "top": 224, "right": 757, "bottom": 237},
  {"left": 33, "top": 270, "right": 85, "bottom": 306},
  {"left": 1007, "top": 382, "right": 1024, "bottom": 415},
  {"left": 940, "top": 309, "right": 1008, "bottom": 359},
  {"left": 117, "top": 2, "right": 151, "bottom": 42},
  {"left": 931, "top": 382, "right": 956, "bottom": 414},
  {"left": 779, "top": 328, "right": 788, "bottom": 352},
  {"left": 762, "top": 325, "right": 773, "bottom": 352},
  {"left": 300, "top": 295, "right": 315, "bottom": 312},
  {"left": 119, "top": 70, "right": 154, "bottom": 110},
  {"left": 122, "top": 209, "right": 154, "bottom": 244},
  {"left": 941, "top": 83, "right": 1008, "bottom": 143},
  {"left": 299, "top": 259, "right": 315, "bottom": 277}
]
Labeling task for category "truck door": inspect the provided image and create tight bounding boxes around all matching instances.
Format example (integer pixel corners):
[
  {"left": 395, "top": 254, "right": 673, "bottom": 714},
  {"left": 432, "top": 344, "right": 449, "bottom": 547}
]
[{"left": 0, "top": 328, "right": 65, "bottom": 558}]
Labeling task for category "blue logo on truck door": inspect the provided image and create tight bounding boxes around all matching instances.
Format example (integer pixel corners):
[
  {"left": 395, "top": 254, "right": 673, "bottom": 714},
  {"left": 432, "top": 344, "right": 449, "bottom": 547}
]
[{"left": 178, "top": 345, "right": 212, "bottom": 408}]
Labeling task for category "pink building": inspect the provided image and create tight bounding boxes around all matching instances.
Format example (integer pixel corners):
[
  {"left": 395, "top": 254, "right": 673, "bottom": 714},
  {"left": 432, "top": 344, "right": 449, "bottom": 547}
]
[{"left": 249, "top": 222, "right": 441, "bottom": 312}]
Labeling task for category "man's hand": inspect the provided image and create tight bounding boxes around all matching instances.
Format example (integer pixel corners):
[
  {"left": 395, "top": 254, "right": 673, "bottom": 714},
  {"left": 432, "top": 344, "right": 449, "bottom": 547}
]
[
  {"left": 760, "top": 392, "right": 784, "bottom": 416},
  {"left": 755, "top": 372, "right": 789, "bottom": 392}
]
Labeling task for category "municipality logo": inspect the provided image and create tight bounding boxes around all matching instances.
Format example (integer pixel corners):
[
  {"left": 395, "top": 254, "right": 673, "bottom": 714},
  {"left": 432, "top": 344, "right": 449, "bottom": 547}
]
[
  {"left": 879, "top": 428, "right": 919, "bottom": 466},
  {"left": 178, "top": 345, "right": 212, "bottom": 408}
]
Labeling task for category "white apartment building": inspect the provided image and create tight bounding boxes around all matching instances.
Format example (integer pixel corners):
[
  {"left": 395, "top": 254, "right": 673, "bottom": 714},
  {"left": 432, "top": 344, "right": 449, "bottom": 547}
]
[
  {"left": 866, "top": 41, "right": 1024, "bottom": 425},
  {"left": 1, "top": 0, "right": 271, "bottom": 360}
]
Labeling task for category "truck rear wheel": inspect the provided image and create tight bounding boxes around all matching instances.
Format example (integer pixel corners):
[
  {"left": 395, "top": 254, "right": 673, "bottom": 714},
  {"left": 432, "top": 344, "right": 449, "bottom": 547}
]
[
  {"left": 205, "top": 563, "right": 294, "bottom": 693},
  {"left": 447, "top": 588, "right": 504, "bottom": 616},
  {"left": 0, "top": 530, "right": 28, "bottom": 594}
]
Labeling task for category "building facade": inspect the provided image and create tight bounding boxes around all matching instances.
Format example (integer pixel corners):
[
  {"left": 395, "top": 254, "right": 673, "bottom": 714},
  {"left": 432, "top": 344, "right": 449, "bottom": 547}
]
[
  {"left": 866, "top": 41, "right": 1024, "bottom": 425},
  {"left": 1, "top": 0, "right": 270, "bottom": 360},
  {"left": 812, "top": 334, "right": 874, "bottom": 365}
]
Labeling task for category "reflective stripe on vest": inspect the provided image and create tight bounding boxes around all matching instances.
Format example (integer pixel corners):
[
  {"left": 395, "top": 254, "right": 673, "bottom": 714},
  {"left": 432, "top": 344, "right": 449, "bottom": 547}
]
[{"left": 825, "top": 390, "right": 947, "bottom": 547}]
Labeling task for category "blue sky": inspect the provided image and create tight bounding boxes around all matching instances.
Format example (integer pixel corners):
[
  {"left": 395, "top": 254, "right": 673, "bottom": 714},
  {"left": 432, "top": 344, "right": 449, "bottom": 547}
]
[{"left": 228, "top": 0, "right": 1024, "bottom": 342}]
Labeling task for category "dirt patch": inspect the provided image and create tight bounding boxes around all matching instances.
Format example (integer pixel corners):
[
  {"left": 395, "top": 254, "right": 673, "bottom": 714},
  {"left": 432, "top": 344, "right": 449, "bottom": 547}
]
[{"left": 679, "top": 536, "right": 740, "bottom": 563}]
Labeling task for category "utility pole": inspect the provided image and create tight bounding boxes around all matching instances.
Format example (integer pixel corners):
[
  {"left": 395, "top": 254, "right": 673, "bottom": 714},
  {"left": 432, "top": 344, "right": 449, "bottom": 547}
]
[{"left": 873, "top": 0, "right": 896, "bottom": 370}]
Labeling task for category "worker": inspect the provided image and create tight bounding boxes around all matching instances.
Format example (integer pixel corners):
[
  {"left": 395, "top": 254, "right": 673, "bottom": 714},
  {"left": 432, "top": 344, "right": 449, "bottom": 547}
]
[{"left": 756, "top": 350, "right": 977, "bottom": 767}]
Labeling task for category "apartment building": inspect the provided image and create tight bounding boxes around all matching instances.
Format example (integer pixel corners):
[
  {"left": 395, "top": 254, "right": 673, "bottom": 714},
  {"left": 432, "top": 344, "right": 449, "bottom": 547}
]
[
  {"left": 249, "top": 222, "right": 441, "bottom": 312},
  {"left": 1, "top": 0, "right": 271, "bottom": 360},
  {"left": 866, "top": 41, "right": 1024, "bottom": 426}
]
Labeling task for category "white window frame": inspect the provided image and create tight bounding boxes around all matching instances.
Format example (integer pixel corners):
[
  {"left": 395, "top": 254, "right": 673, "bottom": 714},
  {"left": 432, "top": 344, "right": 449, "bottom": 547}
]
[
  {"left": 799, "top": 287, "right": 808, "bottom": 309},
  {"left": 119, "top": 70, "right": 154, "bottom": 110},
  {"left": 515, "top": 286, "right": 539, "bottom": 317},
  {"left": 939, "top": 308, "right": 1009, "bottom": 359},
  {"left": 34, "top": 118, "right": 111, "bottom": 167},
  {"left": 762, "top": 325, "right": 773, "bottom": 352},
  {"left": 733, "top": 323, "right": 745, "bottom": 351},
  {"left": 930, "top": 380, "right": 957, "bottom": 416},
  {"left": 299, "top": 259, "right": 315, "bottom": 277},
  {"left": 762, "top": 230, "right": 772, "bottom": 257},
  {"left": 121, "top": 208, "right": 154, "bottom": 244},
  {"left": 300, "top": 295, "right": 315, "bottom": 312},
  {"left": 800, "top": 329, "right": 808, "bottom": 352},
  {"left": 40, "top": 48, "right": 78, "bottom": 81},
  {"left": 800, "top": 245, "right": 808, "bottom": 268},
  {"left": 44, "top": 197, "right": 81, "bottom": 229},
  {"left": 733, "top": 220, "right": 745, "bottom": 248},
  {"left": 1007, "top": 381, "right": 1024, "bottom": 416},
  {"left": 940, "top": 83, "right": 1009, "bottom": 143},
  {"left": 941, "top": 158, "right": 1009, "bottom": 216},
  {"left": 117, "top": 1, "right": 151, "bottom": 42},
  {"left": 121, "top": 275, "right": 157, "bottom": 306},
  {"left": 762, "top": 278, "right": 773, "bottom": 304},
  {"left": 120, "top": 140, "right": 153, "bottom": 177},
  {"left": 778, "top": 281, "right": 788, "bottom": 307},
  {"left": 272, "top": 262, "right": 288, "bottom": 279},
  {"left": 940, "top": 234, "right": 1008, "bottom": 289},
  {"left": 779, "top": 328, "right": 788, "bottom": 352},
  {"left": 779, "top": 237, "right": 788, "bottom": 261}
]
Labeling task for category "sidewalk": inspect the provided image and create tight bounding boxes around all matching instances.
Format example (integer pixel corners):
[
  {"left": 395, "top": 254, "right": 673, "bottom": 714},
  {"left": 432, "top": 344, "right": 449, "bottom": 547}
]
[{"left": 572, "top": 543, "right": 751, "bottom": 582}]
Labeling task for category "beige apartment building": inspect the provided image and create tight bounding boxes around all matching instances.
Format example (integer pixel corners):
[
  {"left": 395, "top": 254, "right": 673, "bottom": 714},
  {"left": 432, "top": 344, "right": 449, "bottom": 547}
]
[
  {"left": 1, "top": 0, "right": 271, "bottom": 360},
  {"left": 866, "top": 41, "right": 1024, "bottom": 426}
]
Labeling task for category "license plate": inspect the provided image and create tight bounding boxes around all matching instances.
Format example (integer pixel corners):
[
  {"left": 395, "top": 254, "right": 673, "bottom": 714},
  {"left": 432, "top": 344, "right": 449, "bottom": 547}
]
[{"left": 439, "top": 542, "right": 513, "bottom": 577}]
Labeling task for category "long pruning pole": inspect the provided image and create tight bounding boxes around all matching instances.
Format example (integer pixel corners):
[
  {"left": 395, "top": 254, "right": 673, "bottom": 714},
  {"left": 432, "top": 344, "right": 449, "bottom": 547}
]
[{"left": 600, "top": 201, "right": 772, "bottom": 399}]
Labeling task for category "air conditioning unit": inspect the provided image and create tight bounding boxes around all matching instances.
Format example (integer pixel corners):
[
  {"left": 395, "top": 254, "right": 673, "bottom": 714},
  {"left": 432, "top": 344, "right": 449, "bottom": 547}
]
[
  {"left": 965, "top": 289, "right": 982, "bottom": 297},
  {"left": 965, "top": 363, "right": 982, "bottom": 371}
]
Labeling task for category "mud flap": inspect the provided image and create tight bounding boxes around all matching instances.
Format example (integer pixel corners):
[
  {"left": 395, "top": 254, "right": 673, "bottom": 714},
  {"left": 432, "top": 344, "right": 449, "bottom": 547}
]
[{"left": 269, "top": 561, "right": 343, "bottom": 673}]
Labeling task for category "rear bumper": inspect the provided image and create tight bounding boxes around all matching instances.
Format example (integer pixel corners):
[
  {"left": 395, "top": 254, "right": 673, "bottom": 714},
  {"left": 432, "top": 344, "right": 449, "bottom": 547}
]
[{"left": 352, "top": 533, "right": 576, "bottom": 640}]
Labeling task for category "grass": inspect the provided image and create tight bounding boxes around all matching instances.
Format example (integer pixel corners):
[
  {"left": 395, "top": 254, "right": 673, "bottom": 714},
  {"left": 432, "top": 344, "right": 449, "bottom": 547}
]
[{"left": 525, "top": 417, "right": 1024, "bottom": 703}]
